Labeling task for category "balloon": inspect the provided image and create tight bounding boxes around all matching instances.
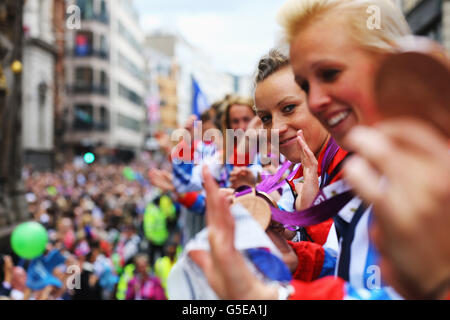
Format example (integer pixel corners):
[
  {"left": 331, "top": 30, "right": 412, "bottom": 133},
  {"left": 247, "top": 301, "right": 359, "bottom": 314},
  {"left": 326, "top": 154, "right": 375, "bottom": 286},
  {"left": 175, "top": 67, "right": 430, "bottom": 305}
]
[
  {"left": 10, "top": 222, "right": 48, "bottom": 259},
  {"left": 46, "top": 186, "right": 58, "bottom": 196},
  {"left": 123, "top": 167, "right": 136, "bottom": 181}
]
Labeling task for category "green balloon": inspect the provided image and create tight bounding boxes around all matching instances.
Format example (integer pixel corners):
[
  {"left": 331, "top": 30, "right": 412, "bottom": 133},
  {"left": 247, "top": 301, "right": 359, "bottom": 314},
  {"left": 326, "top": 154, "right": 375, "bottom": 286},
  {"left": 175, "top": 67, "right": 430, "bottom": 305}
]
[
  {"left": 123, "top": 167, "right": 136, "bottom": 181},
  {"left": 46, "top": 186, "right": 57, "bottom": 196},
  {"left": 11, "top": 222, "right": 48, "bottom": 259}
]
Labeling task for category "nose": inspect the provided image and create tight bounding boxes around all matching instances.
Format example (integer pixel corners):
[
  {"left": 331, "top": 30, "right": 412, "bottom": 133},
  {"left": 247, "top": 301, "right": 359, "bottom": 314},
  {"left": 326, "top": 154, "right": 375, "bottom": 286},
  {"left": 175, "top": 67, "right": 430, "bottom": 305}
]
[
  {"left": 271, "top": 114, "right": 288, "bottom": 135},
  {"left": 307, "top": 84, "right": 332, "bottom": 115},
  {"left": 238, "top": 121, "right": 247, "bottom": 132}
]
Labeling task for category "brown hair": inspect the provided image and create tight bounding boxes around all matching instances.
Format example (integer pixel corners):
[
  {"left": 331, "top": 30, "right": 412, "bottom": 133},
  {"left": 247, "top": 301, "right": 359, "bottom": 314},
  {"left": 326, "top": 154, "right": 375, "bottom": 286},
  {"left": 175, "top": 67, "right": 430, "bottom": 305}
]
[
  {"left": 200, "top": 109, "right": 213, "bottom": 123},
  {"left": 209, "top": 98, "right": 229, "bottom": 132},
  {"left": 255, "top": 49, "right": 290, "bottom": 84}
]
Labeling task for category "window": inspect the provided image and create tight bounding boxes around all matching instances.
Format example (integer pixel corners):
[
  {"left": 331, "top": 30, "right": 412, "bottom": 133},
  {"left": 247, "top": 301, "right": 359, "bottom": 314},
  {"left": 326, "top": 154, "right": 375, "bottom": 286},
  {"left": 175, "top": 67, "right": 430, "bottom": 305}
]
[
  {"left": 78, "top": 0, "right": 94, "bottom": 20},
  {"left": 99, "top": 71, "right": 108, "bottom": 94},
  {"left": 100, "top": 0, "right": 107, "bottom": 18},
  {"left": 118, "top": 113, "right": 141, "bottom": 132},
  {"left": 75, "top": 31, "right": 93, "bottom": 56},
  {"left": 118, "top": 52, "right": 144, "bottom": 81},
  {"left": 157, "top": 64, "right": 170, "bottom": 77},
  {"left": 99, "top": 35, "right": 108, "bottom": 58},
  {"left": 74, "top": 104, "right": 94, "bottom": 130},
  {"left": 98, "top": 106, "right": 109, "bottom": 131},
  {"left": 75, "top": 67, "right": 93, "bottom": 92},
  {"left": 118, "top": 83, "right": 144, "bottom": 107},
  {"left": 118, "top": 21, "right": 142, "bottom": 52}
]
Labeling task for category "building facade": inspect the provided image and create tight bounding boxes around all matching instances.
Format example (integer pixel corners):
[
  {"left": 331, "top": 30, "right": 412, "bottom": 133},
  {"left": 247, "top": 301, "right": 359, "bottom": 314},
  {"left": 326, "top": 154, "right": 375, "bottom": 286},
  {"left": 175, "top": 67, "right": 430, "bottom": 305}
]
[
  {"left": 145, "top": 32, "right": 242, "bottom": 129},
  {"left": 109, "top": 0, "right": 146, "bottom": 160},
  {"left": 0, "top": 0, "right": 30, "bottom": 250},
  {"left": 64, "top": 0, "right": 112, "bottom": 158},
  {"left": 144, "top": 46, "right": 178, "bottom": 132},
  {"left": 22, "top": 0, "right": 57, "bottom": 170},
  {"left": 64, "top": 0, "right": 146, "bottom": 162}
]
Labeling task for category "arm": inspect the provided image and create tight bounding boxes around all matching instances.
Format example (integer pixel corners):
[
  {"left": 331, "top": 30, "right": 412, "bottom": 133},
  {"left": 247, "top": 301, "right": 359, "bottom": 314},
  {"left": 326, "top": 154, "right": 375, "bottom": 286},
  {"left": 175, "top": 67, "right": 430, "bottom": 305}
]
[
  {"left": 2, "top": 255, "right": 13, "bottom": 286},
  {"left": 229, "top": 167, "right": 257, "bottom": 189},
  {"left": 177, "top": 192, "right": 206, "bottom": 215}
]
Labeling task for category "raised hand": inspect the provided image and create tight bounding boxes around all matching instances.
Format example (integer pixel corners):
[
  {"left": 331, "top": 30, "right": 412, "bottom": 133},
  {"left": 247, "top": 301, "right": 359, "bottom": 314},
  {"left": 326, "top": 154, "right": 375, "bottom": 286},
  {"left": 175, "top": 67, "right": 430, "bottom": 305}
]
[
  {"left": 294, "top": 130, "right": 319, "bottom": 211},
  {"left": 148, "top": 168, "right": 175, "bottom": 193},
  {"left": 188, "top": 166, "right": 278, "bottom": 300},
  {"left": 229, "top": 166, "right": 256, "bottom": 189},
  {"left": 343, "top": 120, "right": 450, "bottom": 299}
]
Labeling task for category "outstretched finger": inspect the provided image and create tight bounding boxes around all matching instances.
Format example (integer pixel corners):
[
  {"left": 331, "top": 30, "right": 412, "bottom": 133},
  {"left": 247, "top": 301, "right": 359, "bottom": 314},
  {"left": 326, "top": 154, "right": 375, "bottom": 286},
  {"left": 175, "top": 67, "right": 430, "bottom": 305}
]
[
  {"left": 343, "top": 155, "right": 385, "bottom": 206},
  {"left": 203, "top": 165, "right": 233, "bottom": 232},
  {"left": 203, "top": 165, "right": 220, "bottom": 201},
  {"left": 343, "top": 126, "right": 401, "bottom": 178}
]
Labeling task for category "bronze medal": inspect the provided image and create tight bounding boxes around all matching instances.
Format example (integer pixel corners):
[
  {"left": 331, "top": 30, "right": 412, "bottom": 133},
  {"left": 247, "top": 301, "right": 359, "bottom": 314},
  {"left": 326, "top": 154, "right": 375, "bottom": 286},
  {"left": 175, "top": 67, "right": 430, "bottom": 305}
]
[
  {"left": 375, "top": 37, "right": 450, "bottom": 138},
  {"left": 233, "top": 188, "right": 273, "bottom": 230}
]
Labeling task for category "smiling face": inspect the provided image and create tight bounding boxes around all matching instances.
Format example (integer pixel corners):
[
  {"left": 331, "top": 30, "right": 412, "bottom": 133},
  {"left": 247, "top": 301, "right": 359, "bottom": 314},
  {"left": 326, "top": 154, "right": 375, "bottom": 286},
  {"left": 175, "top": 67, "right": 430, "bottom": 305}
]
[
  {"left": 254, "top": 66, "right": 329, "bottom": 163},
  {"left": 289, "top": 15, "right": 384, "bottom": 147}
]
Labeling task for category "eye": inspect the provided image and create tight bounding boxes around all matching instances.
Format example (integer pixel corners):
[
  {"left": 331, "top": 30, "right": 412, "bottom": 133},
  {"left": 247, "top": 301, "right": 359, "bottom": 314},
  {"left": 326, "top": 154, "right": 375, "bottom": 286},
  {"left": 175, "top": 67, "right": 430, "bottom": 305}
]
[
  {"left": 259, "top": 114, "right": 271, "bottom": 124},
  {"left": 282, "top": 104, "right": 296, "bottom": 113},
  {"left": 321, "top": 69, "right": 340, "bottom": 82}
]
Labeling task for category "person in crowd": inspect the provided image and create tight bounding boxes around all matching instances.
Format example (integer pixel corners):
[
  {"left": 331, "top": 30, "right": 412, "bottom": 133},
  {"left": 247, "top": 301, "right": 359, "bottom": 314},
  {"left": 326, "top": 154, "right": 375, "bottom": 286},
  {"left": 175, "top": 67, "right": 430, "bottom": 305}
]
[
  {"left": 125, "top": 254, "right": 166, "bottom": 300},
  {"left": 10, "top": 266, "right": 28, "bottom": 300},
  {"left": 0, "top": 255, "right": 13, "bottom": 298},
  {"left": 72, "top": 240, "right": 102, "bottom": 300},
  {"left": 154, "top": 242, "right": 179, "bottom": 296}
]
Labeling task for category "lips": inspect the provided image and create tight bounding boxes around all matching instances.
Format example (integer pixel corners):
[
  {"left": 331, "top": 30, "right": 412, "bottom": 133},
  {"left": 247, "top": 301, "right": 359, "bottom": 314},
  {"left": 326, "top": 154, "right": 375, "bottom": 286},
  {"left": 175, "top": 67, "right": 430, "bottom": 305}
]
[
  {"left": 279, "top": 136, "right": 297, "bottom": 147},
  {"left": 324, "top": 110, "right": 350, "bottom": 128}
]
